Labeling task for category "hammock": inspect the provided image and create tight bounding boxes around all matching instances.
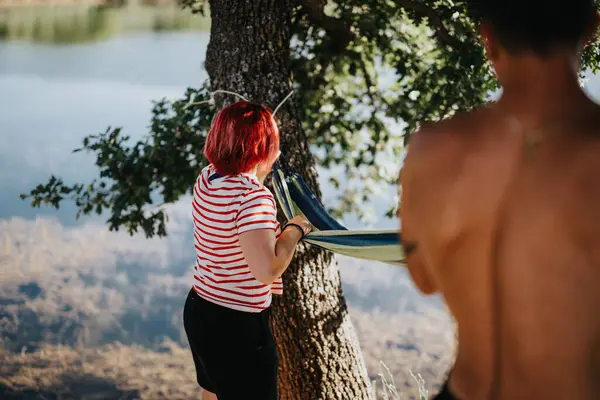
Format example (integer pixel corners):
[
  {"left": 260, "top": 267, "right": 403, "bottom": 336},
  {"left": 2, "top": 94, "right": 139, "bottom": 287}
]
[{"left": 271, "top": 162, "right": 406, "bottom": 267}]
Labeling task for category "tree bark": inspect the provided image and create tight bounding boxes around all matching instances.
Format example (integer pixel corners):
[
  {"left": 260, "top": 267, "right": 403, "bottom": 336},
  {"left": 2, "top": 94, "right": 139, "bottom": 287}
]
[{"left": 205, "top": 1, "right": 373, "bottom": 399}]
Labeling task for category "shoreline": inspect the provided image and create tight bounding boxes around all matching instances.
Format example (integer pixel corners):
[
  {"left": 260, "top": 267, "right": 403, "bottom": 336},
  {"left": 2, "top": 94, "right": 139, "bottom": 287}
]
[{"left": 0, "top": 0, "right": 178, "bottom": 9}]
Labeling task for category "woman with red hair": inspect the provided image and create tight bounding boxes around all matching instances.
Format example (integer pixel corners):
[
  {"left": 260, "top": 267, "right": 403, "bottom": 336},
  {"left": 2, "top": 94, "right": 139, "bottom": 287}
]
[{"left": 183, "top": 100, "right": 312, "bottom": 400}]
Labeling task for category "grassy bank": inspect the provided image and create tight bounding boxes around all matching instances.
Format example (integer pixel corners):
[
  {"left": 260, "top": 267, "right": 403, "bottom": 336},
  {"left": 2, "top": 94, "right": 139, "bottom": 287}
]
[
  {"left": 0, "top": 216, "right": 454, "bottom": 399},
  {"left": 0, "top": 341, "right": 199, "bottom": 399},
  {"left": 0, "top": 3, "right": 210, "bottom": 43},
  {"left": 0, "top": 341, "right": 433, "bottom": 400}
]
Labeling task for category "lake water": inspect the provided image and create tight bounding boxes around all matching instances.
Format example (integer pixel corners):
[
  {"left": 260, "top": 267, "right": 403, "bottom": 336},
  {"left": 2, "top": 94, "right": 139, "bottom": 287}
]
[{"left": 0, "top": 30, "right": 209, "bottom": 223}]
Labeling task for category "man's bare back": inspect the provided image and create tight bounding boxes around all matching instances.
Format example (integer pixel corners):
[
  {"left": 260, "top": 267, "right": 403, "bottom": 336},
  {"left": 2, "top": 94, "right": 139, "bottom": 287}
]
[{"left": 401, "top": 103, "right": 600, "bottom": 399}]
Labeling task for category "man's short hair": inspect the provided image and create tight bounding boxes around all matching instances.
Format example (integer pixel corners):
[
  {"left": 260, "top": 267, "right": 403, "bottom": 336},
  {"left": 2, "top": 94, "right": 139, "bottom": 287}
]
[{"left": 468, "top": 0, "right": 597, "bottom": 55}]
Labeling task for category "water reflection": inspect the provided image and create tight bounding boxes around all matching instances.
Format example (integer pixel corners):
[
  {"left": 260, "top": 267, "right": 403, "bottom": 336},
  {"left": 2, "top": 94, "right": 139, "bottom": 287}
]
[
  {"left": 0, "top": 31, "right": 209, "bottom": 222},
  {"left": 0, "top": 3, "right": 209, "bottom": 44}
]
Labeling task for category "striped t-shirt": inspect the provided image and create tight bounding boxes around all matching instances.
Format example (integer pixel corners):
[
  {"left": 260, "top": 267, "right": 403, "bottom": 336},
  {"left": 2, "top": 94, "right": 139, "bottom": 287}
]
[{"left": 192, "top": 164, "right": 283, "bottom": 313}]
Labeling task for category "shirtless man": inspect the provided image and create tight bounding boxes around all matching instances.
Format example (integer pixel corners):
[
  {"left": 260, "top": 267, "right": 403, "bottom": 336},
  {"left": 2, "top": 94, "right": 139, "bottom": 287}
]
[{"left": 400, "top": 1, "right": 600, "bottom": 399}]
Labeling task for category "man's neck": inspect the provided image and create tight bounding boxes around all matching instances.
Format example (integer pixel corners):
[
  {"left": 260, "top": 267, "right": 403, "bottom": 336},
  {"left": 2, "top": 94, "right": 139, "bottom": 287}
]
[{"left": 498, "top": 54, "right": 592, "bottom": 123}]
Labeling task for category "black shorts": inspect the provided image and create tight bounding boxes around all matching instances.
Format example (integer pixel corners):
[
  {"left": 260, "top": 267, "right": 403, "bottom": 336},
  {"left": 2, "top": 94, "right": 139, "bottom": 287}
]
[{"left": 183, "top": 288, "right": 278, "bottom": 400}]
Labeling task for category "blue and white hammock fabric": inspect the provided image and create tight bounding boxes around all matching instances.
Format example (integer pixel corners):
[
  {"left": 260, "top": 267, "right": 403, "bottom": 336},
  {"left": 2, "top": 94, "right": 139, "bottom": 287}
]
[{"left": 271, "top": 162, "right": 406, "bottom": 267}]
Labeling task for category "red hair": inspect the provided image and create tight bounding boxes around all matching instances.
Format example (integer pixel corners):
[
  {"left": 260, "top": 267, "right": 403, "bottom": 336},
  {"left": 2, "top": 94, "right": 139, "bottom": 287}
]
[{"left": 204, "top": 101, "right": 280, "bottom": 175}]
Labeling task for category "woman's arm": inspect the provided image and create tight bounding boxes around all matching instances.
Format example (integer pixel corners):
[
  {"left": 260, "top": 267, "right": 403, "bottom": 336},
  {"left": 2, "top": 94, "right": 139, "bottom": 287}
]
[{"left": 239, "top": 216, "right": 311, "bottom": 285}]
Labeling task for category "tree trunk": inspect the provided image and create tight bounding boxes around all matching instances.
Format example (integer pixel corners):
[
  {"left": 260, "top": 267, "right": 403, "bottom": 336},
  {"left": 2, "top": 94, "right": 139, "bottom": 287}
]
[{"left": 205, "top": 1, "right": 374, "bottom": 399}]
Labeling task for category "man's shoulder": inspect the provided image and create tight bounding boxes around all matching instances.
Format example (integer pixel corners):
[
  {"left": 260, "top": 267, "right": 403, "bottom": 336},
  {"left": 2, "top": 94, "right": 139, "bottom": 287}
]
[
  {"left": 405, "top": 108, "right": 489, "bottom": 171},
  {"left": 410, "top": 108, "right": 488, "bottom": 148}
]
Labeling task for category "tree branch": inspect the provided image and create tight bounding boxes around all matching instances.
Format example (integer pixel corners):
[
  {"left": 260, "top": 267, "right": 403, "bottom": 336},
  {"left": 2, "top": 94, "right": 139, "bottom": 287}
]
[
  {"left": 296, "top": 0, "right": 354, "bottom": 53},
  {"left": 358, "top": 55, "right": 391, "bottom": 110},
  {"left": 395, "top": 0, "right": 462, "bottom": 49}
]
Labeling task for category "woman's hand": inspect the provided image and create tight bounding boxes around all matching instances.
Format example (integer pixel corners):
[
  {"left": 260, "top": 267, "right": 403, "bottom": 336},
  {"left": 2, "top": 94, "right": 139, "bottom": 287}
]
[{"left": 285, "top": 216, "right": 313, "bottom": 238}]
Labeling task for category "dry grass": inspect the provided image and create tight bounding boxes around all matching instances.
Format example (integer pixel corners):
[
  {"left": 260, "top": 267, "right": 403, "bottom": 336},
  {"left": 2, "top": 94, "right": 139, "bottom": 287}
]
[
  {"left": 352, "top": 308, "right": 455, "bottom": 398},
  {"left": 0, "top": 340, "right": 201, "bottom": 400},
  {"left": 0, "top": 216, "right": 456, "bottom": 399},
  {"left": 0, "top": 338, "right": 448, "bottom": 400}
]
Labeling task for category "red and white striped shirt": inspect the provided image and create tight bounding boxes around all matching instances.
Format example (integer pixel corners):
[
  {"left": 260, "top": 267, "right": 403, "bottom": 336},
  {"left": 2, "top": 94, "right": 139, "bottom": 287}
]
[{"left": 192, "top": 164, "right": 283, "bottom": 313}]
